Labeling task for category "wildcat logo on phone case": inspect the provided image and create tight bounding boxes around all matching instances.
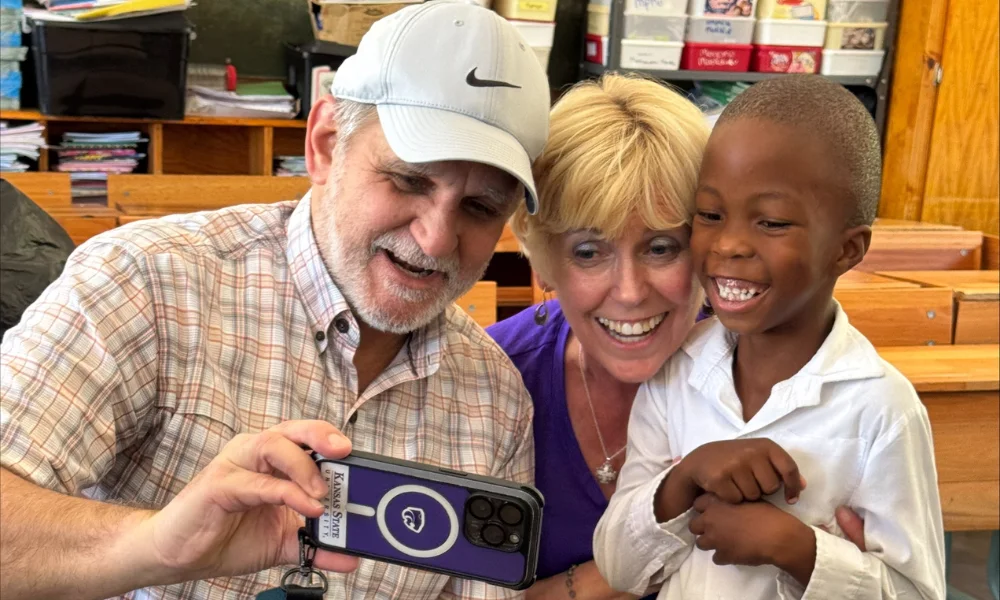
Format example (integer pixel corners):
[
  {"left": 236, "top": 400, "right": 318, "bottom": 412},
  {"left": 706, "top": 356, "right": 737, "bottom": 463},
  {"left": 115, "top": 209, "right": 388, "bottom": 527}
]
[{"left": 402, "top": 507, "right": 426, "bottom": 533}]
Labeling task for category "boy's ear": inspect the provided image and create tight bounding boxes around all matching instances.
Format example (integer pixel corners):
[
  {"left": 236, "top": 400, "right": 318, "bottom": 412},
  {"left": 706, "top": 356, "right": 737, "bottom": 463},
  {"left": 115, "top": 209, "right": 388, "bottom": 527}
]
[{"left": 834, "top": 225, "right": 872, "bottom": 276}]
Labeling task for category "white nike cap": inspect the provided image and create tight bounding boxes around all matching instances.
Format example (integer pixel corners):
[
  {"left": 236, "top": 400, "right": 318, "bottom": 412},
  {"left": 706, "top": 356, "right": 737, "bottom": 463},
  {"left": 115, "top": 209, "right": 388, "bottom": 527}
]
[{"left": 331, "top": 0, "right": 550, "bottom": 214}]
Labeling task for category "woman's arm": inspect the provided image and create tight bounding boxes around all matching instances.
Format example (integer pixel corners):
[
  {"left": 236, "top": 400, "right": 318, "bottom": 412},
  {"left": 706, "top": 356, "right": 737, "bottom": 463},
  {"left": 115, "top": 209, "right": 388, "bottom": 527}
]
[{"left": 526, "top": 561, "right": 639, "bottom": 600}]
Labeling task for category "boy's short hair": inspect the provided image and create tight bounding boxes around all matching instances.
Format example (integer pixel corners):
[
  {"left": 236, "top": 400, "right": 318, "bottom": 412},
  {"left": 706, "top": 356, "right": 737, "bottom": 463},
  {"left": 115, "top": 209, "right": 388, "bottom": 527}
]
[
  {"left": 715, "top": 75, "right": 881, "bottom": 228},
  {"left": 511, "top": 73, "right": 709, "bottom": 283}
]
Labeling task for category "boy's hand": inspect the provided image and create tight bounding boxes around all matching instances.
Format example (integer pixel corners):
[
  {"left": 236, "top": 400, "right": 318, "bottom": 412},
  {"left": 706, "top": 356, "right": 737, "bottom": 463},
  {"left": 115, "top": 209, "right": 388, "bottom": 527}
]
[
  {"left": 677, "top": 439, "right": 805, "bottom": 504},
  {"left": 689, "top": 494, "right": 816, "bottom": 585}
]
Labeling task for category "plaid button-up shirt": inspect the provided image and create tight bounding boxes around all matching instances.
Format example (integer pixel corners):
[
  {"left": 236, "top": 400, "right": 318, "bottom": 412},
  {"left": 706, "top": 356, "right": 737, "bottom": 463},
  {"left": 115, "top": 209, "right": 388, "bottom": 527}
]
[{"left": 0, "top": 194, "right": 535, "bottom": 599}]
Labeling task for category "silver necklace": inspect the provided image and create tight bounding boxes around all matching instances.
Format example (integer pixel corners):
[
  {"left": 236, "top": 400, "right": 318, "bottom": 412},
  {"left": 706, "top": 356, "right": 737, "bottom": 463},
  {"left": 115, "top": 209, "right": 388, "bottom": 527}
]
[{"left": 577, "top": 341, "right": 627, "bottom": 485}]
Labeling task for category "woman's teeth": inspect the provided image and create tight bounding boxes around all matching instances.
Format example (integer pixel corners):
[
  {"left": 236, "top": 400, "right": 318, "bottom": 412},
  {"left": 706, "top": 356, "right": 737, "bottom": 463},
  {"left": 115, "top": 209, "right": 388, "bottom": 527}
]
[
  {"left": 715, "top": 278, "right": 767, "bottom": 302},
  {"left": 597, "top": 313, "right": 666, "bottom": 341}
]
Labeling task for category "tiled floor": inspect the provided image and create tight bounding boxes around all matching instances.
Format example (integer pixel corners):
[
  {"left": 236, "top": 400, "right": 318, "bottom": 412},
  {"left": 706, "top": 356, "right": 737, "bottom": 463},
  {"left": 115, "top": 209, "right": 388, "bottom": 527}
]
[{"left": 949, "top": 531, "right": 996, "bottom": 600}]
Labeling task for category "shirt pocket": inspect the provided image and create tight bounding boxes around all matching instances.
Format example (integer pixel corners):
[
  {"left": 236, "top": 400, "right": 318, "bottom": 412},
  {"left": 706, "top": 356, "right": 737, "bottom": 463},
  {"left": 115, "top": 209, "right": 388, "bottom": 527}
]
[{"left": 761, "top": 431, "right": 867, "bottom": 531}]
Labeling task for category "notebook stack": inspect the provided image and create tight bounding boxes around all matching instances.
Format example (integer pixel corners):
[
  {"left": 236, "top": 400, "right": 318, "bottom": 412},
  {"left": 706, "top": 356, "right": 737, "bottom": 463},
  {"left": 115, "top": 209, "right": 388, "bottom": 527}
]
[
  {"left": 55, "top": 131, "right": 147, "bottom": 203},
  {"left": 0, "top": 120, "right": 45, "bottom": 172},
  {"left": 274, "top": 155, "right": 306, "bottom": 177}
]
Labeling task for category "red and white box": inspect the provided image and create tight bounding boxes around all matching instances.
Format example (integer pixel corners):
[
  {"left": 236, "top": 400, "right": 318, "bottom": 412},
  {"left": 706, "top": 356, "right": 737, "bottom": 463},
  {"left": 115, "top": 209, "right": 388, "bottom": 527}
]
[
  {"left": 680, "top": 42, "right": 752, "bottom": 71},
  {"left": 585, "top": 34, "right": 608, "bottom": 64},
  {"left": 751, "top": 45, "right": 822, "bottom": 73}
]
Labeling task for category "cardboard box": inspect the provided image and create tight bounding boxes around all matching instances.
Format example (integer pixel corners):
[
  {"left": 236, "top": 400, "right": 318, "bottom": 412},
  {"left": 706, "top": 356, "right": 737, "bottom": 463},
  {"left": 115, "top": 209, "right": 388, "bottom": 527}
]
[{"left": 309, "top": 1, "right": 410, "bottom": 47}]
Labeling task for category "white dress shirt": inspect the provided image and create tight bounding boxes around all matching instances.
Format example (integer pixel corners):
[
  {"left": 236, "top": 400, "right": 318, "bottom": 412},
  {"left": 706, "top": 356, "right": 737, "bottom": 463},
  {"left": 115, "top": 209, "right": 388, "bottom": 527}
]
[{"left": 594, "top": 304, "right": 946, "bottom": 600}]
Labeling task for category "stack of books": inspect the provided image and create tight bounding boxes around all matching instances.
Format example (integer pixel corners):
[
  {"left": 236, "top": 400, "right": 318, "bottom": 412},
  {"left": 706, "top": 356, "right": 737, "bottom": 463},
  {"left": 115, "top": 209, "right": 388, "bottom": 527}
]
[
  {"left": 274, "top": 155, "right": 306, "bottom": 177},
  {"left": 55, "top": 131, "right": 147, "bottom": 202},
  {"left": 0, "top": 120, "right": 45, "bottom": 172}
]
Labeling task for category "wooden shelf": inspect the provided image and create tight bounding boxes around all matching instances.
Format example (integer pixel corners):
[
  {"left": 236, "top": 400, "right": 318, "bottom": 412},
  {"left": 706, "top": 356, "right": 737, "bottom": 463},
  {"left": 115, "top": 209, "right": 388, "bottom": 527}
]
[{"left": 0, "top": 109, "right": 307, "bottom": 129}]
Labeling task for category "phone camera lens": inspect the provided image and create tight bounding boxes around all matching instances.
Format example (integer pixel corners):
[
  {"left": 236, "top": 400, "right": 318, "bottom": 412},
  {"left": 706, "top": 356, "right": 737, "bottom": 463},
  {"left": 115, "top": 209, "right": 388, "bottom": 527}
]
[
  {"left": 499, "top": 503, "right": 523, "bottom": 525},
  {"left": 469, "top": 497, "right": 493, "bottom": 519},
  {"left": 481, "top": 523, "right": 505, "bottom": 546}
]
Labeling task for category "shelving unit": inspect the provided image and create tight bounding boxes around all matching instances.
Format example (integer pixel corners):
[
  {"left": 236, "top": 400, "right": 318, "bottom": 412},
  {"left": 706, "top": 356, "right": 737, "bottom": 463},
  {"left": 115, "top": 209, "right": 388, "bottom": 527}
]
[{"left": 581, "top": 0, "right": 902, "bottom": 136}]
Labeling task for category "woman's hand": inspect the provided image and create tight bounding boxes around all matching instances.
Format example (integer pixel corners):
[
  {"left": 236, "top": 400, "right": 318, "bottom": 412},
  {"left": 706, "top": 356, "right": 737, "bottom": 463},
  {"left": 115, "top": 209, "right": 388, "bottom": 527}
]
[{"left": 835, "top": 506, "right": 867, "bottom": 551}]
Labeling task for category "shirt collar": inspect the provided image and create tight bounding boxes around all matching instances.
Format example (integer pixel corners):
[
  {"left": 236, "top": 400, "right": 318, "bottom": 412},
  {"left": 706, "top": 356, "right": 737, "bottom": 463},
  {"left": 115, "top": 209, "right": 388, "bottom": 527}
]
[
  {"left": 684, "top": 300, "right": 885, "bottom": 420},
  {"left": 286, "top": 191, "right": 351, "bottom": 353}
]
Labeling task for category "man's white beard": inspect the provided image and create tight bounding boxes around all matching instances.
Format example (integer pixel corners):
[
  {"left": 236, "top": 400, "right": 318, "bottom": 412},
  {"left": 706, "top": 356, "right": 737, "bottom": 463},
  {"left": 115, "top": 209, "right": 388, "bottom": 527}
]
[{"left": 318, "top": 186, "right": 488, "bottom": 335}]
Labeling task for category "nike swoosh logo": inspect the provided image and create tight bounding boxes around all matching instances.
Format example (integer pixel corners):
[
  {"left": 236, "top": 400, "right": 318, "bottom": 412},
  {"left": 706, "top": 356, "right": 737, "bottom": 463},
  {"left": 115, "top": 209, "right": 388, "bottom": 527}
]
[{"left": 466, "top": 68, "right": 521, "bottom": 89}]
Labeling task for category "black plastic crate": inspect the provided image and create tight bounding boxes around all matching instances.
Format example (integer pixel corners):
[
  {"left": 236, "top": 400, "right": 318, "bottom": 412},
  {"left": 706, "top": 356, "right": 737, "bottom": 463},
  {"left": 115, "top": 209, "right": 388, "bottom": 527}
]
[
  {"left": 29, "top": 13, "right": 192, "bottom": 119},
  {"left": 284, "top": 40, "right": 353, "bottom": 119}
]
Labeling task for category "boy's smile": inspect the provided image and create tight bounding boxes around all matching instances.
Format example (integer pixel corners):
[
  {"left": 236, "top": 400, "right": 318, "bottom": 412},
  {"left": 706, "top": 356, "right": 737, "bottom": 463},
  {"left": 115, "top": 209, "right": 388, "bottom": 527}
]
[{"left": 691, "top": 118, "right": 849, "bottom": 335}]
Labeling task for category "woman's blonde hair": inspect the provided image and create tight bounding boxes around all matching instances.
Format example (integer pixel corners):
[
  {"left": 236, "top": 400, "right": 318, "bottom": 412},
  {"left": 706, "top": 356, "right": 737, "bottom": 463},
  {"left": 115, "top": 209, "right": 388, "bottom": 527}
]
[{"left": 512, "top": 73, "right": 710, "bottom": 282}]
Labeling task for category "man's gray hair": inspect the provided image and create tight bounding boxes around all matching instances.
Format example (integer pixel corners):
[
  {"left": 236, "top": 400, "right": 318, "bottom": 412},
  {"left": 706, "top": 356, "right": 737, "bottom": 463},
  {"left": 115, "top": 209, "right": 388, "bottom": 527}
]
[{"left": 333, "top": 98, "right": 378, "bottom": 148}]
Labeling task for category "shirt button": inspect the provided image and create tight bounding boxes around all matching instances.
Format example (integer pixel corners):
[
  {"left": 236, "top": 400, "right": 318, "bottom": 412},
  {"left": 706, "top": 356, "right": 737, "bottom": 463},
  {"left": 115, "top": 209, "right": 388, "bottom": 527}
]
[
  {"left": 335, "top": 318, "right": 350, "bottom": 334},
  {"left": 349, "top": 412, "right": 358, "bottom": 424},
  {"left": 314, "top": 331, "right": 325, "bottom": 342}
]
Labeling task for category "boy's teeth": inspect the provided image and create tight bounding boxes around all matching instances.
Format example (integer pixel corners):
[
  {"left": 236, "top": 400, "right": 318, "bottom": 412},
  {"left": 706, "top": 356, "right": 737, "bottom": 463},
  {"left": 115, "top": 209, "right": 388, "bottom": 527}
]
[
  {"left": 715, "top": 278, "right": 767, "bottom": 302},
  {"left": 597, "top": 313, "right": 666, "bottom": 339}
]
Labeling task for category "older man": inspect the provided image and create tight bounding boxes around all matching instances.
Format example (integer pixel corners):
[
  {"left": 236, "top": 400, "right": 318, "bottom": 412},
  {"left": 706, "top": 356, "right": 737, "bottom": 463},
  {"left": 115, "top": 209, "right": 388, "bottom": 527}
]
[{"left": 0, "top": 2, "right": 549, "bottom": 598}]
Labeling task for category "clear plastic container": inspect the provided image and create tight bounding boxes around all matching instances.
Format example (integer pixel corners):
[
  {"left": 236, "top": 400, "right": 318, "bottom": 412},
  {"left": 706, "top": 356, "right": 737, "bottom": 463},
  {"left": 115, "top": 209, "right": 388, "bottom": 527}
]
[
  {"left": 625, "top": 13, "right": 688, "bottom": 41},
  {"left": 587, "top": 4, "right": 610, "bottom": 36},
  {"left": 620, "top": 39, "right": 684, "bottom": 69},
  {"left": 685, "top": 16, "right": 755, "bottom": 44},
  {"left": 820, "top": 48, "right": 885, "bottom": 75},
  {"left": 687, "top": 0, "right": 755, "bottom": 17},
  {"left": 753, "top": 18, "right": 827, "bottom": 46},
  {"left": 827, "top": 0, "right": 889, "bottom": 22},
  {"left": 824, "top": 21, "right": 886, "bottom": 50},
  {"left": 626, "top": 0, "right": 687, "bottom": 15},
  {"left": 756, "top": 0, "right": 827, "bottom": 20}
]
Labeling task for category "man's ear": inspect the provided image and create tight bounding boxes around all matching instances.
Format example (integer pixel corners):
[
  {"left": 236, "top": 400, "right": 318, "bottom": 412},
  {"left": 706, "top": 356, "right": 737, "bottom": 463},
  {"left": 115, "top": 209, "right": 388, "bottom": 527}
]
[
  {"left": 306, "top": 95, "right": 339, "bottom": 186},
  {"left": 835, "top": 224, "right": 872, "bottom": 276}
]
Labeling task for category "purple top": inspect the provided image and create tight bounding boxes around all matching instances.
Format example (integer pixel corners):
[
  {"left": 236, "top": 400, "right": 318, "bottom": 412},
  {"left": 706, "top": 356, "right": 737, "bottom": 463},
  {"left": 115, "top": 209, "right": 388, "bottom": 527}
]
[{"left": 486, "top": 300, "right": 609, "bottom": 580}]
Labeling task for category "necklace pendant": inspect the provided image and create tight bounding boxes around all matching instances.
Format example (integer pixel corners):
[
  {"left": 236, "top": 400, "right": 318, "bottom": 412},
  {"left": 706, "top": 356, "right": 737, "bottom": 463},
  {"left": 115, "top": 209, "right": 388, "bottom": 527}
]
[{"left": 596, "top": 459, "right": 617, "bottom": 485}]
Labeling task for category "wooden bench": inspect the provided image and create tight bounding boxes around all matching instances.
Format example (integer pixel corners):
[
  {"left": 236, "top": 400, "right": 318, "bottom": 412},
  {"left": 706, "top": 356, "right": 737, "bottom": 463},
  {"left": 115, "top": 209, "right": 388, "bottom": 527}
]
[
  {"left": 984, "top": 234, "right": 1000, "bottom": 270},
  {"left": 859, "top": 229, "right": 984, "bottom": 272},
  {"left": 456, "top": 281, "right": 498, "bottom": 328},
  {"left": 879, "top": 345, "right": 1000, "bottom": 531},
  {"left": 834, "top": 271, "right": 954, "bottom": 346},
  {"left": 878, "top": 271, "right": 1000, "bottom": 345}
]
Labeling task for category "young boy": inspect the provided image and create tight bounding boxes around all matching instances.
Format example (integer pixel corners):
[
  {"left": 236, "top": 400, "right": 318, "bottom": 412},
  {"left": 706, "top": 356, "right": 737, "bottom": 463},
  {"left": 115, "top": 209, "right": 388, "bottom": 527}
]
[{"left": 593, "top": 75, "right": 946, "bottom": 600}]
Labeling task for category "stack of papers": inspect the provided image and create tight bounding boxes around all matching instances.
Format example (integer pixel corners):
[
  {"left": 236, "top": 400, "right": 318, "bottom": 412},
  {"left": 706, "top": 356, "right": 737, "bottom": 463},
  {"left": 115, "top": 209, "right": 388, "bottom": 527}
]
[
  {"left": 186, "top": 85, "right": 297, "bottom": 120},
  {"left": 275, "top": 155, "right": 306, "bottom": 177},
  {"left": 27, "top": 0, "right": 190, "bottom": 22},
  {"left": 55, "top": 131, "right": 146, "bottom": 201},
  {"left": 0, "top": 121, "right": 46, "bottom": 172}
]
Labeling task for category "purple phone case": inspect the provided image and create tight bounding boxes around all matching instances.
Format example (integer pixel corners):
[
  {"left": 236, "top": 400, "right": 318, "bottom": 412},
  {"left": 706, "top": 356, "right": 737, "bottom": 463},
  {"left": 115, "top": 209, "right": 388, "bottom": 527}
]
[{"left": 310, "top": 457, "right": 536, "bottom": 587}]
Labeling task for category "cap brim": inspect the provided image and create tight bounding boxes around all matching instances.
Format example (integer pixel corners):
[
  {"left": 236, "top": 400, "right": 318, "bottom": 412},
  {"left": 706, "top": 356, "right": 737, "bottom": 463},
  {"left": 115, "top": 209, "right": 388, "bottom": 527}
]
[{"left": 377, "top": 104, "right": 538, "bottom": 215}]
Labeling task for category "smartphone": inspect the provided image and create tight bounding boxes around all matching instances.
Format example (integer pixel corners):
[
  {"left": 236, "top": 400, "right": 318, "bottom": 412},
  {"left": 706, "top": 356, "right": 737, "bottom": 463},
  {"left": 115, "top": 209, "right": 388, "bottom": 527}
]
[{"left": 306, "top": 450, "right": 544, "bottom": 590}]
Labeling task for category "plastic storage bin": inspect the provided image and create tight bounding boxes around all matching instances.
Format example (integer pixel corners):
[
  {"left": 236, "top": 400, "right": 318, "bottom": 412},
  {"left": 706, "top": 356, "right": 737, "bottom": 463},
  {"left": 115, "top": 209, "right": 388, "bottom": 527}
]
[
  {"left": 493, "top": 0, "right": 558, "bottom": 22},
  {"left": 753, "top": 18, "right": 826, "bottom": 46},
  {"left": 827, "top": 0, "right": 889, "bottom": 22},
  {"left": 29, "top": 13, "right": 191, "bottom": 119},
  {"left": 756, "top": 0, "right": 827, "bottom": 20},
  {"left": 687, "top": 0, "right": 755, "bottom": 17},
  {"left": 680, "top": 42, "right": 752, "bottom": 71},
  {"left": 587, "top": 4, "right": 610, "bottom": 36},
  {"left": 284, "top": 41, "right": 351, "bottom": 119},
  {"left": 685, "top": 16, "right": 755, "bottom": 44},
  {"left": 627, "top": 0, "right": 687, "bottom": 15},
  {"left": 824, "top": 21, "right": 886, "bottom": 50},
  {"left": 620, "top": 39, "right": 684, "bottom": 69},
  {"left": 625, "top": 13, "right": 687, "bottom": 41},
  {"left": 751, "top": 44, "right": 821, "bottom": 72},
  {"left": 820, "top": 48, "right": 884, "bottom": 75}
]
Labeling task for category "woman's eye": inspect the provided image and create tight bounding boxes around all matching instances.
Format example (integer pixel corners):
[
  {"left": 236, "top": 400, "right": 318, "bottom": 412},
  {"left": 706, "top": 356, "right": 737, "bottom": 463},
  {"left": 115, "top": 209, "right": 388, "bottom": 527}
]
[
  {"left": 573, "top": 243, "right": 600, "bottom": 261},
  {"left": 649, "top": 240, "right": 679, "bottom": 257}
]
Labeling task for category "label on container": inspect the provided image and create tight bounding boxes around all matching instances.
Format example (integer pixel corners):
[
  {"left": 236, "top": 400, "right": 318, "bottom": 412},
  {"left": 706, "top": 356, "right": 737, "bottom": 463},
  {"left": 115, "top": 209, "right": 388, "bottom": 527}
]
[
  {"left": 766, "top": 49, "right": 818, "bottom": 73},
  {"left": 765, "top": 0, "right": 820, "bottom": 19},
  {"left": 518, "top": 0, "right": 551, "bottom": 11},
  {"left": 704, "top": 19, "right": 734, "bottom": 35},
  {"left": 702, "top": 0, "right": 753, "bottom": 17},
  {"left": 841, "top": 27, "right": 877, "bottom": 50},
  {"left": 696, "top": 48, "right": 742, "bottom": 68}
]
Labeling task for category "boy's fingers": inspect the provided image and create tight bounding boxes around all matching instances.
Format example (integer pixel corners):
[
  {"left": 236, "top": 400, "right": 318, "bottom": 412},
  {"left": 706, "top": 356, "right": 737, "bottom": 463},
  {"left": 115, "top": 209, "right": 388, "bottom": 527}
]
[
  {"left": 767, "top": 447, "right": 803, "bottom": 503},
  {"left": 693, "top": 493, "right": 720, "bottom": 513},
  {"left": 731, "top": 468, "right": 763, "bottom": 501},
  {"left": 689, "top": 514, "right": 706, "bottom": 536},
  {"left": 713, "top": 479, "right": 744, "bottom": 504},
  {"left": 750, "top": 457, "right": 782, "bottom": 496}
]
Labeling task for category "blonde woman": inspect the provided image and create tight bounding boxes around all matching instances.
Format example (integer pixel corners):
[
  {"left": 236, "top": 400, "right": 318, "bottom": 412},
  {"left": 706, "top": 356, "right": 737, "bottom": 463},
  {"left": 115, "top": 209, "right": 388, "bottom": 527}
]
[{"left": 486, "top": 74, "right": 866, "bottom": 599}]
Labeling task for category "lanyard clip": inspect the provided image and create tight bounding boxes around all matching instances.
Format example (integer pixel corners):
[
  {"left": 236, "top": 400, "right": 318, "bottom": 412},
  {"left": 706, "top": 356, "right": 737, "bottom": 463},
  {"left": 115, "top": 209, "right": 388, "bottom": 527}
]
[{"left": 280, "top": 528, "right": 328, "bottom": 594}]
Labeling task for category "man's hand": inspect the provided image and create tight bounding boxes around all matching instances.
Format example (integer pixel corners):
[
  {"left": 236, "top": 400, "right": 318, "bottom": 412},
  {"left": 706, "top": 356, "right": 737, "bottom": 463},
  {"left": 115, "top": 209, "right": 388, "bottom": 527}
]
[
  {"left": 140, "top": 420, "right": 360, "bottom": 583},
  {"left": 689, "top": 493, "right": 816, "bottom": 585}
]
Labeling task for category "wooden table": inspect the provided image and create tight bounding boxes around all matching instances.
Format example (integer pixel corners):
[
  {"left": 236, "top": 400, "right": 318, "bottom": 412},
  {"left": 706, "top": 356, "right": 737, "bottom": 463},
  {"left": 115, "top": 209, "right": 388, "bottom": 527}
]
[
  {"left": 879, "top": 345, "right": 1000, "bottom": 531},
  {"left": 835, "top": 272, "right": 952, "bottom": 346},
  {"left": 879, "top": 271, "right": 1000, "bottom": 344},
  {"left": 835, "top": 270, "right": 924, "bottom": 291}
]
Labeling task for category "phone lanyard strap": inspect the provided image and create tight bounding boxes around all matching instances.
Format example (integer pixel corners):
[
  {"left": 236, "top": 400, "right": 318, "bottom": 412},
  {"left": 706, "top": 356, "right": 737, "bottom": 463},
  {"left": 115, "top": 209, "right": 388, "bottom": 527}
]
[{"left": 278, "top": 528, "right": 328, "bottom": 598}]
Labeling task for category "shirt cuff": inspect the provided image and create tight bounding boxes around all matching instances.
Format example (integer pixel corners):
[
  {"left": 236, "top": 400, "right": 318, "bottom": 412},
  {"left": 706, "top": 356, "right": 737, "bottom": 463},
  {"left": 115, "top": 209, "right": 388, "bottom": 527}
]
[
  {"left": 779, "top": 526, "right": 864, "bottom": 600},
  {"left": 625, "top": 465, "right": 695, "bottom": 592}
]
